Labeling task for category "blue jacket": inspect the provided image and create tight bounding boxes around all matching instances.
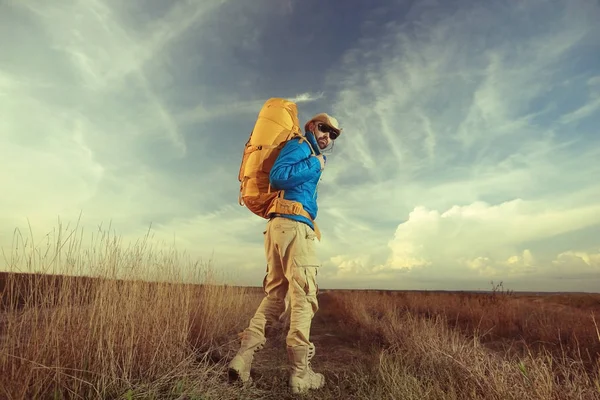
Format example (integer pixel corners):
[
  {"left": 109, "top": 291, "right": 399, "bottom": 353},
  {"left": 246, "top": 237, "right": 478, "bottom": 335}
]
[{"left": 269, "top": 131, "right": 325, "bottom": 231}]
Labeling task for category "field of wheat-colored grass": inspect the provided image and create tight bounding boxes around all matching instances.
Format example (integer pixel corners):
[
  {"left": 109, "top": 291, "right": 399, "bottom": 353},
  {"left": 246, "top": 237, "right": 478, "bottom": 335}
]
[
  {"left": 1, "top": 222, "right": 599, "bottom": 399},
  {"left": 326, "top": 289, "right": 600, "bottom": 399},
  {"left": 0, "top": 222, "right": 265, "bottom": 399}
]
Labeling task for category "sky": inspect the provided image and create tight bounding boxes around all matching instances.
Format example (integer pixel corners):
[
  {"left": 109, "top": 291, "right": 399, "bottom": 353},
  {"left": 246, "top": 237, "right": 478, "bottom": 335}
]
[{"left": 1, "top": 0, "right": 599, "bottom": 292}]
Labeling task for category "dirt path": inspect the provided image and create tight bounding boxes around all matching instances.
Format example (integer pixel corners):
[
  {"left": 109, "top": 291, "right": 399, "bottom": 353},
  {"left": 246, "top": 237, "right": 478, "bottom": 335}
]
[{"left": 219, "top": 292, "right": 378, "bottom": 399}]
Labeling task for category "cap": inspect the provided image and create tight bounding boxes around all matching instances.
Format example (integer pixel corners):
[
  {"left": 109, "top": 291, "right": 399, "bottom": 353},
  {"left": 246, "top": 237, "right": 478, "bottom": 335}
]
[{"left": 304, "top": 113, "right": 342, "bottom": 136}]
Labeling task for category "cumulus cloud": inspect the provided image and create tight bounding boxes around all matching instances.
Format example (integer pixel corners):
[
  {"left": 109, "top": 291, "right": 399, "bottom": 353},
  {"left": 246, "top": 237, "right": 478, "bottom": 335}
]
[
  {"left": 328, "top": 254, "right": 374, "bottom": 276},
  {"left": 326, "top": 198, "right": 600, "bottom": 284},
  {"left": 553, "top": 249, "right": 600, "bottom": 275},
  {"left": 465, "top": 249, "right": 537, "bottom": 277}
]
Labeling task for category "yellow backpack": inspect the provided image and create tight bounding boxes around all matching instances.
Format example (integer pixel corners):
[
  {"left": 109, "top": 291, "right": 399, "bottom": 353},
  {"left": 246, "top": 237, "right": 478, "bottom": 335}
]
[{"left": 238, "top": 98, "right": 321, "bottom": 239}]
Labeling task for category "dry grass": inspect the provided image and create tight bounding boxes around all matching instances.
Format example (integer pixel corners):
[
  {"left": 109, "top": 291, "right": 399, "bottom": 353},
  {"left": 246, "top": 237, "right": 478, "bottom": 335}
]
[
  {"left": 328, "top": 290, "right": 600, "bottom": 400},
  {"left": 346, "top": 286, "right": 600, "bottom": 366},
  {"left": 1, "top": 219, "right": 599, "bottom": 399},
  {"left": 0, "top": 221, "right": 264, "bottom": 399}
]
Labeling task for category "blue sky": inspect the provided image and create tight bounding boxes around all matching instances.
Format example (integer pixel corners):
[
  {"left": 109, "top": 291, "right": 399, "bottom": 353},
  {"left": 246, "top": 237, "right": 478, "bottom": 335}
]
[{"left": 1, "top": 0, "right": 599, "bottom": 292}]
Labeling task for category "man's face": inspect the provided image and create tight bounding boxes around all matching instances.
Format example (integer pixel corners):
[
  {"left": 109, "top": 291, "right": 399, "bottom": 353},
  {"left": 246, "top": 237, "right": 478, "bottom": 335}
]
[{"left": 312, "top": 122, "right": 339, "bottom": 150}]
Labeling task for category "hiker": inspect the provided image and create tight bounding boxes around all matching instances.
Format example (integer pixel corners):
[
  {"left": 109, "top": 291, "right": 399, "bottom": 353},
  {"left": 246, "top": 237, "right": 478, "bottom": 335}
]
[{"left": 229, "top": 108, "right": 342, "bottom": 394}]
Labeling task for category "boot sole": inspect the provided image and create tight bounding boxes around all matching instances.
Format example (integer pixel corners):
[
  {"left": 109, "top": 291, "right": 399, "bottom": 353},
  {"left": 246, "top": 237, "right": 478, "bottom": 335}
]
[
  {"left": 290, "top": 377, "right": 325, "bottom": 394},
  {"left": 290, "top": 385, "right": 325, "bottom": 395}
]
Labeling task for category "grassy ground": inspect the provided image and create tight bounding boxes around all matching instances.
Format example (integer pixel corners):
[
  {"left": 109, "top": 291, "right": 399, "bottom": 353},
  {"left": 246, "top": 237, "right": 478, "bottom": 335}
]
[
  {"left": 325, "top": 290, "right": 600, "bottom": 400},
  {"left": 1, "top": 223, "right": 599, "bottom": 399}
]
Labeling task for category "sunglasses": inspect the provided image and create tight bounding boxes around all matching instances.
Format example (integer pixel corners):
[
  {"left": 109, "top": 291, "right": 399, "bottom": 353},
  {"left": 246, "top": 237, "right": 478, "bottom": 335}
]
[{"left": 317, "top": 123, "right": 339, "bottom": 140}]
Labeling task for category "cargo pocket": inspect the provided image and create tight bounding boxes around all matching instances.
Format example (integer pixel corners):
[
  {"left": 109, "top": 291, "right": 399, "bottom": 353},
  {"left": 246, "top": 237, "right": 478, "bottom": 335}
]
[
  {"left": 304, "top": 266, "right": 319, "bottom": 297},
  {"left": 294, "top": 227, "right": 319, "bottom": 266},
  {"left": 292, "top": 262, "right": 318, "bottom": 297},
  {"left": 291, "top": 263, "right": 310, "bottom": 295},
  {"left": 305, "top": 227, "right": 317, "bottom": 241},
  {"left": 300, "top": 265, "right": 319, "bottom": 315}
]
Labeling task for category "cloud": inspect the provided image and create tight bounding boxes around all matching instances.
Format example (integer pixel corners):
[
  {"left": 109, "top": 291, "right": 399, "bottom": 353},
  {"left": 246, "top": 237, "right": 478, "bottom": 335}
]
[
  {"left": 325, "top": 197, "right": 600, "bottom": 285},
  {"left": 150, "top": 204, "right": 265, "bottom": 266},
  {"left": 177, "top": 91, "right": 324, "bottom": 126},
  {"left": 328, "top": 254, "right": 374, "bottom": 276},
  {"left": 388, "top": 198, "right": 600, "bottom": 270},
  {"left": 2, "top": 0, "right": 600, "bottom": 292},
  {"left": 291, "top": 92, "right": 325, "bottom": 103},
  {"left": 176, "top": 99, "right": 267, "bottom": 126},
  {"left": 326, "top": 0, "right": 600, "bottom": 182},
  {"left": 553, "top": 249, "right": 600, "bottom": 275},
  {"left": 465, "top": 249, "right": 537, "bottom": 277},
  {"left": 311, "top": 0, "right": 600, "bottom": 289},
  {"left": 0, "top": 0, "right": 263, "bottom": 272},
  {"left": 560, "top": 75, "right": 600, "bottom": 125},
  {"left": 23, "top": 0, "right": 220, "bottom": 155}
]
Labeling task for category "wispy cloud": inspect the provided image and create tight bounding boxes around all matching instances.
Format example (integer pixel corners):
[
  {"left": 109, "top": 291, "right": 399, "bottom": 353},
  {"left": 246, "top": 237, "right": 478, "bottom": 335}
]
[
  {"left": 560, "top": 76, "right": 600, "bottom": 125},
  {"left": 177, "top": 91, "right": 324, "bottom": 126},
  {"left": 9, "top": 0, "right": 203, "bottom": 156},
  {"left": 0, "top": 0, "right": 234, "bottom": 245},
  {"left": 2, "top": 0, "right": 599, "bottom": 292},
  {"left": 318, "top": 0, "right": 600, "bottom": 290},
  {"left": 291, "top": 92, "right": 325, "bottom": 103}
]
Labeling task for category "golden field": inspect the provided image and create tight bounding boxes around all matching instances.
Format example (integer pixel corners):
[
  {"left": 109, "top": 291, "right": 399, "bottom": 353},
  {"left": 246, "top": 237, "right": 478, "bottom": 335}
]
[{"left": 0, "top": 224, "right": 598, "bottom": 399}]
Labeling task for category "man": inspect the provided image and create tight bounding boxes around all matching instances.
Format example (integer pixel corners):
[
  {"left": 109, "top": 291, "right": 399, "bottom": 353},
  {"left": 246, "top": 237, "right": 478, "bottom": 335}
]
[{"left": 228, "top": 112, "right": 342, "bottom": 394}]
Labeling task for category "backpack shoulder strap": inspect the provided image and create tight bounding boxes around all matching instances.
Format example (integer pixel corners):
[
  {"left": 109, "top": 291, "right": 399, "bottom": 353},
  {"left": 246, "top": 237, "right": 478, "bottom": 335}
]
[{"left": 295, "top": 134, "right": 316, "bottom": 156}]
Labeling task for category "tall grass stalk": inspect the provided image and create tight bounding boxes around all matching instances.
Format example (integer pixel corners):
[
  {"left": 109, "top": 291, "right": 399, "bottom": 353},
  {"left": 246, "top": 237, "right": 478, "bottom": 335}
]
[{"left": 0, "top": 220, "right": 259, "bottom": 399}]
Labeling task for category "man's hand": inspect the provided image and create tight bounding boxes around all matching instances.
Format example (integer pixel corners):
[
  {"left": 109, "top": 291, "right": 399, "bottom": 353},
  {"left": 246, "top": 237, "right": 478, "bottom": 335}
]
[{"left": 314, "top": 154, "right": 326, "bottom": 170}]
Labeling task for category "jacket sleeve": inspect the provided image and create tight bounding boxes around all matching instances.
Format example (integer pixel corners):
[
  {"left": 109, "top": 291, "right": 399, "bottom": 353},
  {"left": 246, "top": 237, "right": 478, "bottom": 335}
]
[{"left": 269, "top": 139, "right": 321, "bottom": 190}]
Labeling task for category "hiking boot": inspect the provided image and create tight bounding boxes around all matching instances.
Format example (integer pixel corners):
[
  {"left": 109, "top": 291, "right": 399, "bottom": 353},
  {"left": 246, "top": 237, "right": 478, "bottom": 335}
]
[
  {"left": 228, "top": 330, "right": 266, "bottom": 383},
  {"left": 287, "top": 344, "right": 325, "bottom": 394}
]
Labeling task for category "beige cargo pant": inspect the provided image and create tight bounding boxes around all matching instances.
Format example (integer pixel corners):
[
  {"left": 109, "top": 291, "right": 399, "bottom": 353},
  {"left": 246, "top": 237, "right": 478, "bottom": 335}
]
[{"left": 245, "top": 217, "right": 320, "bottom": 347}]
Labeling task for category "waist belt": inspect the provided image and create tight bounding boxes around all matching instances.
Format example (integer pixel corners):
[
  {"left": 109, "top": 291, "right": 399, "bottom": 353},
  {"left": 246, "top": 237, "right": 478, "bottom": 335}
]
[{"left": 266, "top": 194, "right": 321, "bottom": 241}]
